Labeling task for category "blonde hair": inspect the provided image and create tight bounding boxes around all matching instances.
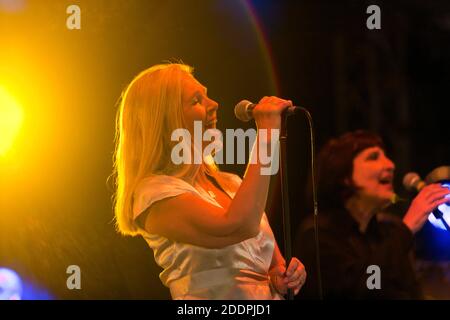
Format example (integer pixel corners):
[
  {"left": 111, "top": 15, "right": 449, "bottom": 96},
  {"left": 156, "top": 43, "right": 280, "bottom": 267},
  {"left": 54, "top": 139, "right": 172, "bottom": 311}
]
[{"left": 113, "top": 63, "right": 223, "bottom": 236}]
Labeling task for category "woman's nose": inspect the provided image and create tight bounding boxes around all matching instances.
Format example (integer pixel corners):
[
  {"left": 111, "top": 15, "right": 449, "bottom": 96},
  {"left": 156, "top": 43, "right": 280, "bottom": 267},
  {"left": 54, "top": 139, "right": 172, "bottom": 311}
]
[
  {"left": 384, "top": 157, "right": 395, "bottom": 171},
  {"left": 206, "top": 97, "right": 219, "bottom": 112}
]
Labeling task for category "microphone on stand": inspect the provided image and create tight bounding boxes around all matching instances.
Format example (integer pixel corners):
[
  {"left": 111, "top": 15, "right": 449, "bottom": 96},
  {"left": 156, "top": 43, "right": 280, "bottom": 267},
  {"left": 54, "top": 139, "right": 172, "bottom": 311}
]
[
  {"left": 234, "top": 98, "right": 324, "bottom": 299},
  {"left": 234, "top": 100, "right": 300, "bottom": 122}
]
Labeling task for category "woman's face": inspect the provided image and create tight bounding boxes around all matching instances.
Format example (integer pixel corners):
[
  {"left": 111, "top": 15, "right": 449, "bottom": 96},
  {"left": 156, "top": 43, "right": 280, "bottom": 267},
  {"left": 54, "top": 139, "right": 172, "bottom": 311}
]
[
  {"left": 351, "top": 146, "right": 395, "bottom": 207},
  {"left": 181, "top": 73, "right": 218, "bottom": 135}
]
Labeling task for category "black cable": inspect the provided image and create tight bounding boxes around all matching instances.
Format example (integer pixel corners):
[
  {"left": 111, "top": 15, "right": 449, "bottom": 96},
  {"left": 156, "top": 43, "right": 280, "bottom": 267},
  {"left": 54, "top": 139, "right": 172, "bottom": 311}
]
[{"left": 298, "top": 107, "right": 323, "bottom": 300}]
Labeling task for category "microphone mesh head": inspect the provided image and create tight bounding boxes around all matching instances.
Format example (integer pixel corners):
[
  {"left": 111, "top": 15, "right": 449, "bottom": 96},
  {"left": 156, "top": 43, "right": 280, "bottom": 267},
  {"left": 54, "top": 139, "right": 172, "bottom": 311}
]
[
  {"left": 234, "top": 100, "right": 253, "bottom": 122},
  {"left": 403, "top": 172, "right": 421, "bottom": 191}
]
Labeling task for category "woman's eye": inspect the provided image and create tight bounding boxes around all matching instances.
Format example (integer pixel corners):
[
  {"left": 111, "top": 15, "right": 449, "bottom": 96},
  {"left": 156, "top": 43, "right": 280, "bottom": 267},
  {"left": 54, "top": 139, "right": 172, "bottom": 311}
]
[
  {"left": 191, "top": 98, "right": 199, "bottom": 105},
  {"left": 367, "top": 152, "right": 379, "bottom": 160}
]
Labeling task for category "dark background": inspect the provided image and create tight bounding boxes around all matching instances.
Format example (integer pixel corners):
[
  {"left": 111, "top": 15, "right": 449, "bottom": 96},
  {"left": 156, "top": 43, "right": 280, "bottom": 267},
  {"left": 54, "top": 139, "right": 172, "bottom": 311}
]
[{"left": 0, "top": 0, "right": 449, "bottom": 299}]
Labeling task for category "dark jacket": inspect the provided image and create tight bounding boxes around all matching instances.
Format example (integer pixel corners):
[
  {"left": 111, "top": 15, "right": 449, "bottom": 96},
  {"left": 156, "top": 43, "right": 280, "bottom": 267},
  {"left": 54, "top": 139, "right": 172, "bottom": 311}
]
[{"left": 294, "top": 208, "right": 422, "bottom": 299}]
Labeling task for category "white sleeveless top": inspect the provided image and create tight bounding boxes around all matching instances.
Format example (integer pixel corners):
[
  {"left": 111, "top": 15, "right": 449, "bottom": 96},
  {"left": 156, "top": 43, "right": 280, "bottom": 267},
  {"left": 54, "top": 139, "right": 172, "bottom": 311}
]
[{"left": 132, "top": 171, "right": 283, "bottom": 300}]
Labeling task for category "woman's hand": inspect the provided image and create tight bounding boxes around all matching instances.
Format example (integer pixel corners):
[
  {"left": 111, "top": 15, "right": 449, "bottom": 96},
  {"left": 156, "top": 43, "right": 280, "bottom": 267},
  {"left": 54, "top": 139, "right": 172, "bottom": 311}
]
[
  {"left": 269, "top": 257, "right": 307, "bottom": 296},
  {"left": 403, "top": 184, "right": 450, "bottom": 234},
  {"left": 253, "top": 96, "right": 293, "bottom": 131}
]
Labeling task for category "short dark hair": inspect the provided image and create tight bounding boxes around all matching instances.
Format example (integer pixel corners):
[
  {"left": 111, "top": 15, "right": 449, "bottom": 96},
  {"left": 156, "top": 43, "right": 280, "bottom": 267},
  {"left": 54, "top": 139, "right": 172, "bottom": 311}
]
[{"left": 314, "top": 130, "right": 384, "bottom": 210}]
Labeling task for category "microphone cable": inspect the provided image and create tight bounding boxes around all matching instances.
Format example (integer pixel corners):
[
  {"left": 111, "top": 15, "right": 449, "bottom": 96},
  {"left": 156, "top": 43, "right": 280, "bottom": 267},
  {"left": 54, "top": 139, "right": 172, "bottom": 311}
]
[{"left": 297, "top": 107, "right": 323, "bottom": 300}]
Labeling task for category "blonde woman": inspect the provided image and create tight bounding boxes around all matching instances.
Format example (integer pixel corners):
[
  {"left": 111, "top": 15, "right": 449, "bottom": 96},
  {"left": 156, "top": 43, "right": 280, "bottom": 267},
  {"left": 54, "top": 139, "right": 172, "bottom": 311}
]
[{"left": 113, "top": 63, "right": 306, "bottom": 299}]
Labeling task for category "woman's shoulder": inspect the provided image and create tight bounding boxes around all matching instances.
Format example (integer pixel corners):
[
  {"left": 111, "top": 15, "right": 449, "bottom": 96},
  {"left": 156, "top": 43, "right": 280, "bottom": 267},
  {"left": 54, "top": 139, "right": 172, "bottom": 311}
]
[
  {"left": 215, "top": 171, "right": 242, "bottom": 185},
  {"left": 133, "top": 174, "right": 198, "bottom": 219},
  {"left": 135, "top": 174, "right": 196, "bottom": 194}
]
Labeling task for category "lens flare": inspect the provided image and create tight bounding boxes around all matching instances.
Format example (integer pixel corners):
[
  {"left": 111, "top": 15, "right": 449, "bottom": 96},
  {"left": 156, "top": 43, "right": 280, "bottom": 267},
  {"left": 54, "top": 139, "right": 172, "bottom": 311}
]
[
  {"left": 428, "top": 182, "right": 450, "bottom": 231},
  {"left": 0, "top": 86, "right": 23, "bottom": 156},
  {"left": 0, "top": 268, "right": 23, "bottom": 300}
]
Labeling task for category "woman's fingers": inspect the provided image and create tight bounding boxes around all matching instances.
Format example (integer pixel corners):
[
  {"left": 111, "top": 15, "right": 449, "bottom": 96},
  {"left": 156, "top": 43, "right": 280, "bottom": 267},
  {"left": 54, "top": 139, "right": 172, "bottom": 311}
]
[
  {"left": 411, "top": 185, "right": 450, "bottom": 215},
  {"left": 253, "top": 96, "right": 293, "bottom": 130},
  {"left": 287, "top": 271, "right": 307, "bottom": 296},
  {"left": 256, "top": 96, "right": 293, "bottom": 114},
  {"left": 287, "top": 272, "right": 306, "bottom": 287},
  {"left": 286, "top": 264, "right": 306, "bottom": 283},
  {"left": 423, "top": 185, "right": 450, "bottom": 201},
  {"left": 271, "top": 258, "right": 306, "bottom": 296},
  {"left": 285, "top": 258, "right": 299, "bottom": 276},
  {"left": 285, "top": 268, "right": 306, "bottom": 283},
  {"left": 432, "top": 197, "right": 450, "bottom": 209},
  {"left": 427, "top": 189, "right": 450, "bottom": 203},
  {"left": 286, "top": 258, "right": 305, "bottom": 279},
  {"left": 426, "top": 187, "right": 450, "bottom": 198},
  {"left": 285, "top": 258, "right": 307, "bottom": 296},
  {"left": 419, "top": 186, "right": 450, "bottom": 212}
]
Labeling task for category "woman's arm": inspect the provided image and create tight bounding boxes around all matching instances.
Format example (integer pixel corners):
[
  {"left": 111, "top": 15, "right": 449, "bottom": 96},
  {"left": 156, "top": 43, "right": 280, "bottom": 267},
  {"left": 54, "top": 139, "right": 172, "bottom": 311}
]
[
  {"left": 142, "top": 97, "right": 293, "bottom": 248},
  {"left": 141, "top": 159, "right": 270, "bottom": 248}
]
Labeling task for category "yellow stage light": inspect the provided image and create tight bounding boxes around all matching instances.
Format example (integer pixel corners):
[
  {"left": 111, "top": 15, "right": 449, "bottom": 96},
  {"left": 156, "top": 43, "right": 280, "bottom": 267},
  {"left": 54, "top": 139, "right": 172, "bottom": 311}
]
[{"left": 0, "top": 86, "right": 23, "bottom": 156}]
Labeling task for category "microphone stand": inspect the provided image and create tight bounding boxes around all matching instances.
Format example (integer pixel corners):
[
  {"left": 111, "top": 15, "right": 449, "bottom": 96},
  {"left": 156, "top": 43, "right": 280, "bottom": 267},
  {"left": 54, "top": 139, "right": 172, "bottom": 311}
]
[
  {"left": 432, "top": 179, "right": 450, "bottom": 231},
  {"left": 432, "top": 209, "right": 450, "bottom": 231},
  {"left": 279, "top": 111, "right": 294, "bottom": 300}
]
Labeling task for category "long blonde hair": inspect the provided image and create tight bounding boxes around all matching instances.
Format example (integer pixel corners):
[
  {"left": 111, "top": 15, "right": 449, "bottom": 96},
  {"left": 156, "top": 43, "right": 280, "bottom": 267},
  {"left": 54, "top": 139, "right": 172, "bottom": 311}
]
[{"left": 113, "top": 63, "right": 222, "bottom": 236}]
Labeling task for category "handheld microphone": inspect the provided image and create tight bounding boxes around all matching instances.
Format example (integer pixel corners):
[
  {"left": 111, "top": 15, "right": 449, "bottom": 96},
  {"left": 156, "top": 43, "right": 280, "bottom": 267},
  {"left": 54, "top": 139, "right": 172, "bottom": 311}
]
[
  {"left": 402, "top": 172, "right": 426, "bottom": 192},
  {"left": 403, "top": 171, "right": 450, "bottom": 231},
  {"left": 234, "top": 100, "right": 300, "bottom": 122}
]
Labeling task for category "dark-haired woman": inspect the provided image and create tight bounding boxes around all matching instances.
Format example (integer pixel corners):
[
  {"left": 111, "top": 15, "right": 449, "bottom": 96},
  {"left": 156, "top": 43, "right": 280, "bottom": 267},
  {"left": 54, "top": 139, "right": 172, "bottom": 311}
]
[{"left": 295, "top": 130, "right": 450, "bottom": 299}]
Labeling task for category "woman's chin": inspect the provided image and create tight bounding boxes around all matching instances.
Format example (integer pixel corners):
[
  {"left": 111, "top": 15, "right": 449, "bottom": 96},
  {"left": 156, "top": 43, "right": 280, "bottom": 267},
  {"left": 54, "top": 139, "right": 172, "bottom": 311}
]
[
  {"left": 363, "top": 192, "right": 395, "bottom": 209},
  {"left": 378, "top": 192, "right": 396, "bottom": 208}
]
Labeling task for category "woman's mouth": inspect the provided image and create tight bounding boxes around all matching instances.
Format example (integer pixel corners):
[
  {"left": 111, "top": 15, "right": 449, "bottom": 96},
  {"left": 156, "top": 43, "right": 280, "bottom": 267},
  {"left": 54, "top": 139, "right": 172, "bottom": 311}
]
[{"left": 378, "top": 175, "right": 394, "bottom": 189}]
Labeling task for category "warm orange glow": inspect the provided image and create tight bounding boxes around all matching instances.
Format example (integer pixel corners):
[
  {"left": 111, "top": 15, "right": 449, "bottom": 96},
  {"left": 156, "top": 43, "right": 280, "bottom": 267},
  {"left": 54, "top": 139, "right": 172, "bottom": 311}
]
[{"left": 0, "top": 86, "right": 23, "bottom": 156}]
